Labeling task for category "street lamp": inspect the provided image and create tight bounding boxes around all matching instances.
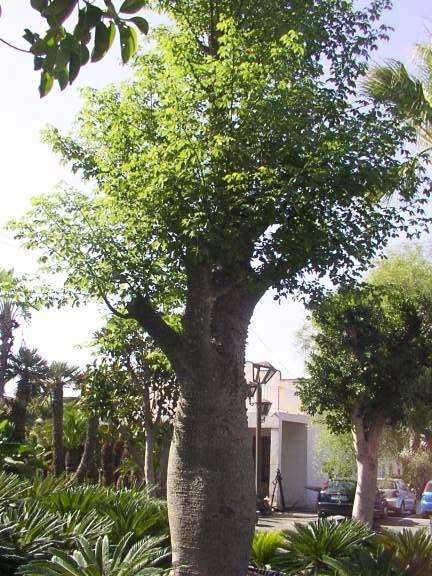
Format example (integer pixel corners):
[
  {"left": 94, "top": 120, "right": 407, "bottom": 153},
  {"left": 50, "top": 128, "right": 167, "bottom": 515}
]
[{"left": 247, "top": 361, "right": 276, "bottom": 503}]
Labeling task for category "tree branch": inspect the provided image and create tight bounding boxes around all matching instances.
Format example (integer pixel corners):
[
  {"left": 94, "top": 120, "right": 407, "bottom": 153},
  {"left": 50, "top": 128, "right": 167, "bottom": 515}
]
[
  {"left": 101, "top": 294, "right": 130, "bottom": 320},
  {"left": 127, "top": 294, "right": 185, "bottom": 372},
  {"left": 0, "top": 38, "right": 31, "bottom": 54}
]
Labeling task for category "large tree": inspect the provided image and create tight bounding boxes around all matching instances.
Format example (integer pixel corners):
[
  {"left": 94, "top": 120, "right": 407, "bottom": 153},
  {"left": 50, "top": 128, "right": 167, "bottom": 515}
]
[
  {"left": 298, "top": 284, "right": 432, "bottom": 526},
  {"left": 11, "top": 1, "right": 431, "bottom": 573}
]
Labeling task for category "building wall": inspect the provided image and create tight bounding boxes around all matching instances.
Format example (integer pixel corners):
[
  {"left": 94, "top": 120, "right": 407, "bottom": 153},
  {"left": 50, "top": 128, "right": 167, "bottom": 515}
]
[{"left": 280, "top": 421, "right": 308, "bottom": 507}]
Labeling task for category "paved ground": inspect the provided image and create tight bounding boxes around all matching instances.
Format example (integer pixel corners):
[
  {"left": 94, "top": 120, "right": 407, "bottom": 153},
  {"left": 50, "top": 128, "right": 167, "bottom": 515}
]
[{"left": 257, "top": 511, "right": 432, "bottom": 534}]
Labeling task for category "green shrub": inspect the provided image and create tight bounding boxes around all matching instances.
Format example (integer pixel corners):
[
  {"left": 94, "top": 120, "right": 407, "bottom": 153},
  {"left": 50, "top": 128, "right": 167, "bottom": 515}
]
[
  {"left": 19, "top": 534, "right": 171, "bottom": 576},
  {"left": 251, "top": 531, "right": 284, "bottom": 569}
]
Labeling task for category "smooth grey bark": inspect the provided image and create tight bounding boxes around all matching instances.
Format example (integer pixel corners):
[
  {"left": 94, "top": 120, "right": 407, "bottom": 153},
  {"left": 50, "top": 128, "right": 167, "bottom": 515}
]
[
  {"left": 129, "top": 267, "right": 259, "bottom": 576},
  {"left": 52, "top": 380, "right": 65, "bottom": 475},
  {"left": 352, "top": 407, "right": 384, "bottom": 527},
  {"left": 70, "top": 414, "right": 99, "bottom": 484}
]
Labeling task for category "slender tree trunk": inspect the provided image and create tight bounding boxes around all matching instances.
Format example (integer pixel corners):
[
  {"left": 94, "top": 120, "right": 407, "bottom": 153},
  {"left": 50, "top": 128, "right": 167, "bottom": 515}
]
[
  {"left": 352, "top": 410, "right": 384, "bottom": 526},
  {"left": 10, "top": 377, "right": 30, "bottom": 442},
  {"left": 52, "top": 380, "right": 65, "bottom": 475},
  {"left": 157, "top": 428, "right": 172, "bottom": 497},
  {"left": 145, "top": 424, "right": 156, "bottom": 491},
  {"left": 101, "top": 437, "right": 115, "bottom": 486},
  {"left": 113, "top": 439, "right": 124, "bottom": 483},
  {"left": 70, "top": 414, "right": 99, "bottom": 484},
  {"left": 0, "top": 303, "right": 16, "bottom": 399}
]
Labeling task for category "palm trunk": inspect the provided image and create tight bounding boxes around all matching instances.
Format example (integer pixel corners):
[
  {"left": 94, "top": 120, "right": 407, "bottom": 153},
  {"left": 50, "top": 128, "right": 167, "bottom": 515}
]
[
  {"left": 352, "top": 409, "right": 384, "bottom": 526},
  {"left": 52, "top": 380, "right": 65, "bottom": 475},
  {"left": 70, "top": 414, "right": 99, "bottom": 484},
  {"left": 10, "top": 377, "right": 30, "bottom": 442}
]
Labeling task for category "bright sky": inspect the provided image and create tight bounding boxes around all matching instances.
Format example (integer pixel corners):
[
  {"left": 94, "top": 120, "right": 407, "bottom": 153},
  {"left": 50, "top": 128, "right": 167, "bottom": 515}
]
[{"left": 0, "top": 1, "right": 430, "bottom": 377}]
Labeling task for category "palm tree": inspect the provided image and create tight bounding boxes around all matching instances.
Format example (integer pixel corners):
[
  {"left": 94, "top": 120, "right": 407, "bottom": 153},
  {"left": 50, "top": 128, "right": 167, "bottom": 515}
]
[
  {"left": 9, "top": 347, "right": 48, "bottom": 443},
  {"left": 47, "top": 362, "right": 79, "bottom": 476},
  {"left": 364, "top": 43, "right": 432, "bottom": 146}
]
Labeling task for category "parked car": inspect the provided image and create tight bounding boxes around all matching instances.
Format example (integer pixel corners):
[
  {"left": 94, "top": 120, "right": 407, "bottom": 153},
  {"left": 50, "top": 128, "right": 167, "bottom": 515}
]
[
  {"left": 420, "top": 481, "right": 432, "bottom": 517},
  {"left": 317, "top": 479, "right": 388, "bottom": 519},
  {"left": 377, "top": 478, "right": 417, "bottom": 515}
]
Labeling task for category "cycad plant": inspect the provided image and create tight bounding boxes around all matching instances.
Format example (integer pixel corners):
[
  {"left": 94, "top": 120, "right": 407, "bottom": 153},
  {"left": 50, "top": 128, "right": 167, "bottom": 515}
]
[
  {"left": 250, "top": 531, "right": 284, "bottom": 570},
  {"left": 378, "top": 528, "right": 432, "bottom": 576},
  {"left": 19, "top": 534, "right": 171, "bottom": 576},
  {"left": 275, "top": 518, "right": 373, "bottom": 575}
]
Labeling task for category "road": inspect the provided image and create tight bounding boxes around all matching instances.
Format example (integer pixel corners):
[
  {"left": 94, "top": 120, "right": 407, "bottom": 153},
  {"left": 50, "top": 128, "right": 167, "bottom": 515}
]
[{"left": 256, "top": 511, "right": 432, "bottom": 534}]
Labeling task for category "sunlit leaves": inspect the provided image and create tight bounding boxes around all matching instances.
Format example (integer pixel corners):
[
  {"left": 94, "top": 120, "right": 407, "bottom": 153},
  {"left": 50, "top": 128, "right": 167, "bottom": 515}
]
[{"left": 12, "top": 1, "right": 149, "bottom": 95}]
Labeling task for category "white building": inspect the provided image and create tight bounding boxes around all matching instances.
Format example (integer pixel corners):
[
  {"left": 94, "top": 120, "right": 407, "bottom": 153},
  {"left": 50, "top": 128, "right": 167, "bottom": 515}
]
[{"left": 245, "top": 361, "right": 323, "bottom": 509}]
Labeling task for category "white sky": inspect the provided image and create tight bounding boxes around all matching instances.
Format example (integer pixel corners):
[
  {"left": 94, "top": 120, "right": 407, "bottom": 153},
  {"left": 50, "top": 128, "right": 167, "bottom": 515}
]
[{"left": 0, "top": 1, "right": 431, "bottom": 377}]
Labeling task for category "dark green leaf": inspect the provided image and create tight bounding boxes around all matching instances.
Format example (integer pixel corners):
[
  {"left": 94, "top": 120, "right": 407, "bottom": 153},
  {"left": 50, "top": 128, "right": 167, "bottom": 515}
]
[
  {"left": 43, "top": 0, "right": 78, "bottom": 23},
  {"left": 119, "top": 0, "right": 146, "bottom": 14},
  {"left": 68, "top": 50, "right": 81, "bottom": 84},
  {"left": 129, "top": 16, "right": 149, "bottom": 35},
  {"left": 119, "top": 25, "right": 137, "bottom": 64},
  {"left": 39, "top": 71, "right": 54, "bottom": 97},
  {"left": 79, "top": 44, "right": 90, "bottom": 65},
  {"left": 85, "top": 3, "right": 104, "bottom": 28},
  {"left": 34, "top": 56, "right": 44, "bottom": 71},
  {"left": 91, "top": 22, "right": 113, "bottom": 63},
  {"left": 30, "top": 0, "right": 48, "bottom": 12},
  {"left": 56, "top": 67, "right": 69, "bottom": 90}
]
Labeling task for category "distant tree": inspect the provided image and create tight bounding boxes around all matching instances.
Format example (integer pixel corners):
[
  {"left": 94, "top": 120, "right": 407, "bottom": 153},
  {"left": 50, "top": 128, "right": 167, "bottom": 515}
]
[
  {"left": 46, "top": 361, "right": 79, "bottom": 475},
  {"left": 9, "top": 347, "right": 48, "bottom": 443},
  {"left": 365, "top": 42, "right": 432, "bottom": 146},
  {"left": 298, "top": 284, "right": 432, "bottom": 526},
  {"left": 0, "top": 0, "right": 149, "bottom": 96},
  {"left": 92, "top": 315, "right": 179, "bottom": 490}
]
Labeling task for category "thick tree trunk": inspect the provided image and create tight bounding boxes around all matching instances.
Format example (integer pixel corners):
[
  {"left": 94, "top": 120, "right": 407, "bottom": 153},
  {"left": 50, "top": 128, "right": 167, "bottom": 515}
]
[
  {"left": 52, "top": 380, "right": 65, "bottom": 475},
  {"left": 352, "top": 412, "right": 384, "bottom": 527},
  {"left": 10, "top": 378, "right": 30, "bottom": 442},
  {"left": 130, "top": 268, "right": 259, "bottom": 575},
  {"left": 145, "top": 424, "right": 156, "bottom": 490},
  {"left": 168, "top": 376, "right": 255, "bottom": 576},
  {"left": 70, "top": 414, "right": 99, "bottom": 484}
]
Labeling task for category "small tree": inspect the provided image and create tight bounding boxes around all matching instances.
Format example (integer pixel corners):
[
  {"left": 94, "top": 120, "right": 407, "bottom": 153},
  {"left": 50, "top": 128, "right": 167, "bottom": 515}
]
[
  {"left": 92, "top": 316, "right": 179, "bottom": 490},
  {"left": 298, "top": 284, "right": 432, "bottom": 526}
]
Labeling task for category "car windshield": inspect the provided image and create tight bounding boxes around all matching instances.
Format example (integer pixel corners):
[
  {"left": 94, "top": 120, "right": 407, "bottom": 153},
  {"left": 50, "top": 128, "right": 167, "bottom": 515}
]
[
  {"left": 378, "top": 479, "right": 396, "bottom": 490},
  {"left": 326, "top": 481, "right": 356, "bottom": 494},
  {"left": 424, "top": 482, "right": 432, "bottom": 493}
]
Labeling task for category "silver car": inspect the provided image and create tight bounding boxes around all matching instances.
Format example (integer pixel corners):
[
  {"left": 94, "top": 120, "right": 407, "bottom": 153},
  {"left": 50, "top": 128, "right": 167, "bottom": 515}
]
[{"left": 377, "top": 478, "right": 416, "bottom": 515}]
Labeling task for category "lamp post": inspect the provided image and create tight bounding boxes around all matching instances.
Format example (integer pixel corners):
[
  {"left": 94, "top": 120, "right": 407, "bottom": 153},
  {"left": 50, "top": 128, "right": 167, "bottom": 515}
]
[{"left": 247, "top": 361, "right": 276, "bottom": 502}]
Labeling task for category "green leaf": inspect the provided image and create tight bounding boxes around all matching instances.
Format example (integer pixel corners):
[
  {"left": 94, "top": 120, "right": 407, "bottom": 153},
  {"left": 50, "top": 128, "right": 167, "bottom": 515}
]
[
  {"left": 68, "top": 50, "right": 81, "bottom": 84},
  {"left": 128, "top": 16, "right": 149, "bottom": 34},
  {"left": 119, "top": 0, "right": 146, "bottom": 14},
  {"left": 79, "top": 44, "right": 90, "bottom": 65},
  {"left": 30, "top": 0, "right": 48, "bottom": 12},
  {"left": 85, "top": 3, "right": 104, "bottom": 28},
  {"left": 119, "top": 25, "right": 137, "bottom": 64},
  {"left": 56, "top": 67, "right": 69, "bottom": 90},
  {"left": 91, "top": 22, "right": 114, "bottom": 63},
  {"left": 43, "top": 0, "right": 78, "bottom": 23}
]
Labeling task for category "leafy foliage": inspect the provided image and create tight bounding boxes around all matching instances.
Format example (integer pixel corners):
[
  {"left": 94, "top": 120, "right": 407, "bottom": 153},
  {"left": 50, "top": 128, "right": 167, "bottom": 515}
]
[
  {"left": 275, "top": 518, "right": 373, "bottom": 575},
  {"left": 0, "top": 1, "right": 149, "bottom": 96},
  {"left": 19, "top": 533, "right": 171, "bottom": 576},
  {"left": 250, "top": 531, "right": 284, "bottom": 570}
]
